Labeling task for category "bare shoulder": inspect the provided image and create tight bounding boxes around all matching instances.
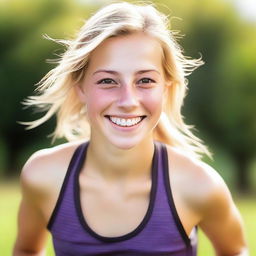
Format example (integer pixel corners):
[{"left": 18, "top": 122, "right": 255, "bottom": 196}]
[
  {"left": 166, "top": 145, "right": 233, "bottom": 218},
  {"left": 165, "top": 146, "right": 248, "bottom": 254},
  {"left": 20, "top": 140, "right": 84, "bottom": 212},
  {"left": 21, "top": 141, "right": 81, "bottom": 187}
]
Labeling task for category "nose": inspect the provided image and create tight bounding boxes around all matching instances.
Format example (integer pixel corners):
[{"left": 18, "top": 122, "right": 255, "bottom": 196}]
[{"left": 117, "top": 84, "right": 139, "bottom": 110}]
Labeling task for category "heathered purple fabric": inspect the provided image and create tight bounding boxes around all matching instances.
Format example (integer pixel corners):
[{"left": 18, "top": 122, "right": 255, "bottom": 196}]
[{"left": 47, "top": 141, "right": 197, "bottom": 255}]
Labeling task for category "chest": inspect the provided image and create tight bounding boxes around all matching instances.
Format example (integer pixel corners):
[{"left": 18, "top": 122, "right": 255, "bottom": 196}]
[
  {"left": 47, "top": 166, "right": 196, "bottom": 256},
  {"left": 79, "top": 176, "right": 152, "bottom": 237}
]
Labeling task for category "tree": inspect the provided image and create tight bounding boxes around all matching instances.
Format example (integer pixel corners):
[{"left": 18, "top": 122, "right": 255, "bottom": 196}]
[
  {"left": 181, "top": 2, "right": 256, "bottom": 192},
  {"left": 0, "top": 0, "right": 93, "bottom": 174}
]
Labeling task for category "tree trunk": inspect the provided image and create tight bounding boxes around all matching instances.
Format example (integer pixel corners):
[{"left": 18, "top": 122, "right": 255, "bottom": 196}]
[{"left": 234, "top": 156, "right": 250, "bottom": 194}]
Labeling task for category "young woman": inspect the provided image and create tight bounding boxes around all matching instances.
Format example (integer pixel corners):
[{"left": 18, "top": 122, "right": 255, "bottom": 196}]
[{"left": 13, "top": 2, "right": 248, "bottom": 256}]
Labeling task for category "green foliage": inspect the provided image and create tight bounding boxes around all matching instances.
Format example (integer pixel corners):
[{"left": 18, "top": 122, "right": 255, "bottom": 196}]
[
  {"left": 0, "top": 0, "right": 255, "bottom": 192},
  {"left": 166, "top": 0, "right": 256, "bottom": 192},
  {"left": 0, "top": 136, "right": 8, "bottom": 176},
  {"left": 0, "top": 0, "right": 93, "bottom": 174},
  {"left": 0, "top": 183, "right": 20, "bottom": 255}
]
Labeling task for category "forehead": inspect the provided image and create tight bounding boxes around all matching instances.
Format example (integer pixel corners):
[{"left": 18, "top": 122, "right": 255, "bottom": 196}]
[{"left": 87, "top": 32, "right": 164, "bottom": 73}]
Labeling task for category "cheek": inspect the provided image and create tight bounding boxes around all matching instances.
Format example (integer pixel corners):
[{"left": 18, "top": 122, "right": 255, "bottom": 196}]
[
  {"left": 85, "top": 89, "right": 112, "bottom": 117},
  {"left": 142, "top": 89, "right": 165, "bottom": 114}
]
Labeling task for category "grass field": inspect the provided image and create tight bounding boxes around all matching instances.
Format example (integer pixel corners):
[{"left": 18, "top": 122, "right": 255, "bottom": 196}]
[{"left": 0, "top": 181, "right": 255, "bottom": 255}]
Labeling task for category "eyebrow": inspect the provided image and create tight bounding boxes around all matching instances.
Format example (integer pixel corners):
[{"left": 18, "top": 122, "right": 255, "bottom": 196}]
[{"left": 92, "top": 69, "right": 160, "bottom": 76}]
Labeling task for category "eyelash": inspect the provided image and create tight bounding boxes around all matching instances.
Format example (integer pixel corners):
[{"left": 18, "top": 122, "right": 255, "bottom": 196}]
[
  {"left": 96, "top": 78, "right": 156, "bottom": 85},
  {"left": 97, "top": 78, "right": 116, "bottom": 85},
  {"left": 138, "top": 78, "right": 155, "bottom": 84}
]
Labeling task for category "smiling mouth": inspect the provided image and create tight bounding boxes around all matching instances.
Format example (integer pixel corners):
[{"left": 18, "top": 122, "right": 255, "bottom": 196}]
[{"left": 105, "top": 115, "right": 146, "bottom": 127}]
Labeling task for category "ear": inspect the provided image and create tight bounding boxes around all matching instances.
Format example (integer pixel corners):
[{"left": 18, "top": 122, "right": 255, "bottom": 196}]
[
  {"left": 75, "top": 84, "right": 87, "bottom": 103},
  {"left": 163, "top": 81, "right": 172, "bottom": 106},
  {"left": 164, "top": 80, "right": 172, "bottom": 95},
  {"left": 165, "top": 80, "right": 172, "bottom": 88}
]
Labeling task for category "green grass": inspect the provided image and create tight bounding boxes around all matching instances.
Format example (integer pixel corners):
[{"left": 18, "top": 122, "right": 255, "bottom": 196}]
[{"left": 1, "top": 181, "right": 255, "bottom": 255}]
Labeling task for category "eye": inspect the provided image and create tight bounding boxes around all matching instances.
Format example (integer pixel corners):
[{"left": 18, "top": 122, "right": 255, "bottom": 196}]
[
  {"left": 97, "top": 78, "right": 117, "bottom": 84},
  {"left": 137, "top": 77, "right": 156, "bottom": 88},
  {"left": 138, "top": 78, "right": 156, "bottom": 84}
]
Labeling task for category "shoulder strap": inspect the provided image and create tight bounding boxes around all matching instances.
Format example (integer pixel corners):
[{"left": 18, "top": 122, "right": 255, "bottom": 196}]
[
  {"left": 47, "top": 142, "right": 88, "bottom": 230},
  {"left": 160, "top": 143, "right": 192, "bottom": 248}
]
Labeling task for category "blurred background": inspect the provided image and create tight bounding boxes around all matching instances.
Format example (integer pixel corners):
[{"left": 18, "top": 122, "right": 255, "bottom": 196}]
[{"left": 0, "top": 0, "right": 255, "bottom": 255}]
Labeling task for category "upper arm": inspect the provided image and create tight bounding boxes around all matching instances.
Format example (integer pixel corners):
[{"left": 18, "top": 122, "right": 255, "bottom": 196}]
[
  {"left": 14, "top": 196, "right": 48, "bottom": 255},
  {"left": 198, "top": 167, "right": 248, "bottom": 255},
  {"left": 13, "top": 142, "right": 77, "bottom": 255},
  {"left": 166, "top": 146, "right": 248, "bottom": 255},
  {"left": 13, "top": 152, "right": 50, "bottom": 255}
]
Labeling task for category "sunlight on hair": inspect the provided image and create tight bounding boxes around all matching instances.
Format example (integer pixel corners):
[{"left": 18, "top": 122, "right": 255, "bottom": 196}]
[{"left": 21, "top": 1, "right": 211, "bottom": 159}]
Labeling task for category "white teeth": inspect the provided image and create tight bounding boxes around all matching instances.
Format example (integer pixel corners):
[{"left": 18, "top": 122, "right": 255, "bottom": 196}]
[{"left": 109, "top": 116, "right": 143, "bottom": 127}]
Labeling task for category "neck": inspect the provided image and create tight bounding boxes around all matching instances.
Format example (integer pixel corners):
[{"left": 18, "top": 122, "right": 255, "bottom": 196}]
[{"left": 84, "top": 138, "right": 155, "bottom": 183}]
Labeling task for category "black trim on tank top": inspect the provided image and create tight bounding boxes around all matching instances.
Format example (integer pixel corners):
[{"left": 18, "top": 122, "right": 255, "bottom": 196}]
[
  {"left": 160, "top": 144, "right": 192, "bottom": 249},
  {"left": 74, "top": 143, "right": 158, "bottom": 243},
  {"left": 47, "top": 142, "right": 89, "bottom": 230}
]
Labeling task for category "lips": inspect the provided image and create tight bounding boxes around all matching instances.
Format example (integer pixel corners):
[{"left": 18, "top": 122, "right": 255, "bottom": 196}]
[{"left": 105, "top": 115, "right": 146, "bottom": 127}]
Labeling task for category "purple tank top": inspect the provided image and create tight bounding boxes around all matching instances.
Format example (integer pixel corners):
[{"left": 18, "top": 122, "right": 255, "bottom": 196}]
[{"left": 47, "top": 141, "right": 197, "bottom": 255}]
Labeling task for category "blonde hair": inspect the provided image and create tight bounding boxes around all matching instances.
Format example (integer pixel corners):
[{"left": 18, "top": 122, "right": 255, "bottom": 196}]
[{"left": 23, "top": 1, "right": 211, "bottom": 159}]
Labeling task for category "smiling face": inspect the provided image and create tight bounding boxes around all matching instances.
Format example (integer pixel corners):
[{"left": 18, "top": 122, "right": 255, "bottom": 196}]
[{"left": 78, "top": 32, "right": 168, "bottom": 149}]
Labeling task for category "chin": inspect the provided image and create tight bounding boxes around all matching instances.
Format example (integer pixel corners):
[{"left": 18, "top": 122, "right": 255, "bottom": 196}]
[{"left": 107, "top": 136, "right": 146, "bottom": 151}]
